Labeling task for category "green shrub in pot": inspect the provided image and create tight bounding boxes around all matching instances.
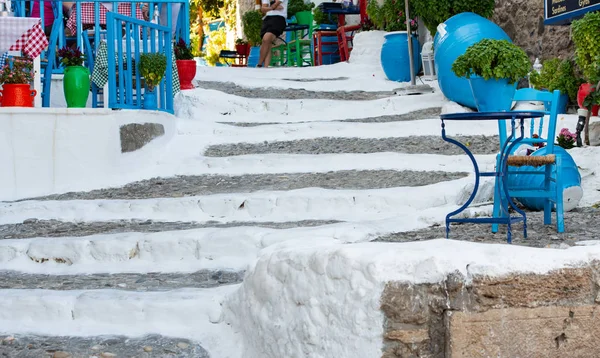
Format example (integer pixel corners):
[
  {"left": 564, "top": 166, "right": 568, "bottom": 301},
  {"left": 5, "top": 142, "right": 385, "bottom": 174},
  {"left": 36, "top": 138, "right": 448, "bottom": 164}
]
[
  {"left": 412, "top": 0, "right": 495, "bottom": 35},
  {"left": 529, "top": 58, "right": 583, "bottom": 104},
  {"left": 242, "top": 10, "right": 262, "bottom": 47}
]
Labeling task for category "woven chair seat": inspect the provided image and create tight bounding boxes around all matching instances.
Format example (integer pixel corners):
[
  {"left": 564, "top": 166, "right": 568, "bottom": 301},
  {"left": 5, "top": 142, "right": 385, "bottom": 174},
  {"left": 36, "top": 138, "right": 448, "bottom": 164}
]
[{"left": 506, "top": 154, "right": 556, "bottom": 167}]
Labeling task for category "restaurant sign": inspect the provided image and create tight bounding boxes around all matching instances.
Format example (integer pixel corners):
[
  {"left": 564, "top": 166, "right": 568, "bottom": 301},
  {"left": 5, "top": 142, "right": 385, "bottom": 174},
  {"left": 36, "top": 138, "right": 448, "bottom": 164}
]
[{"left": 545, "top": 0, "right": 600, "bottom": 25}]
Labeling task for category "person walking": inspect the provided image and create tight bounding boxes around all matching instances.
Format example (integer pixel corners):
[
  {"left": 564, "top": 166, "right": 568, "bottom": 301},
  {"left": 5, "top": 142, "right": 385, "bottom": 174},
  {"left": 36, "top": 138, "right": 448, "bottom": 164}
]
[{"left": 257, "top": 0, "right": 287, "bottom": 67}]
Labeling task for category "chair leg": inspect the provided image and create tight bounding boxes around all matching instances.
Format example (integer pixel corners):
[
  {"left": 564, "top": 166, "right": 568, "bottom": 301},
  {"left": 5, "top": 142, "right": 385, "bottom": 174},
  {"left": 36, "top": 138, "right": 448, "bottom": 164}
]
[
  {"left": 492, "top": 154, "right": 503, "bottom": 233},
  {"left": 543, "top": 164, "right": 552, "bottom": 225},
  {"left": 555, "top": 157, "right": 565, "bottom": 233}
]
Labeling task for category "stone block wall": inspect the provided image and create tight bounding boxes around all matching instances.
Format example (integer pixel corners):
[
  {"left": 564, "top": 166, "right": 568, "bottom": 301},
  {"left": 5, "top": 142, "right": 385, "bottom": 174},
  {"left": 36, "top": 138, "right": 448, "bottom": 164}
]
[
  {"left": 380, "top": 264, "right": 600, "bottom": 357},
  {"left": 492, "top": 0, "right": 574, "bottom": 60}
]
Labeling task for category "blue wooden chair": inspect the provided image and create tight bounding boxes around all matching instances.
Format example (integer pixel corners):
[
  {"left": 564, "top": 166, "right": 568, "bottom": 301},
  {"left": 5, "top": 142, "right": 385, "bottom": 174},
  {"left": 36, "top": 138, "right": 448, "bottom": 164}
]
[{"left": 492, "top": 88, "right": 564, "bottom": 234}]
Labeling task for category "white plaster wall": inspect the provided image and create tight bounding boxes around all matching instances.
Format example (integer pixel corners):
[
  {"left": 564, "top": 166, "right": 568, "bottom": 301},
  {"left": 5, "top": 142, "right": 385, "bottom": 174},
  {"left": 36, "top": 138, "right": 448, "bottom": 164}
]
[{"left": 0, "top": 108, "right": 176, "bottom": 201}]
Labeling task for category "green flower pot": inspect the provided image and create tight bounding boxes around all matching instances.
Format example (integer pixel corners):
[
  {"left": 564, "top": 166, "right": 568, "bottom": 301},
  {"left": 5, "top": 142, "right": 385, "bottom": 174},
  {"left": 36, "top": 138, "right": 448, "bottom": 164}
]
[{"left": 63, "top": 65, "right": 90, "bottom": 108}]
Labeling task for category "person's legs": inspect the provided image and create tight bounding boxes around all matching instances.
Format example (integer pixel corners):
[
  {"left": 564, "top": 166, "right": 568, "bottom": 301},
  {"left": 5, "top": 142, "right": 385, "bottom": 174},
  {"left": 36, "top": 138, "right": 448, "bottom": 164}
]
[{"left": 259, "top": 32, "right": 276, "bottom": 67}]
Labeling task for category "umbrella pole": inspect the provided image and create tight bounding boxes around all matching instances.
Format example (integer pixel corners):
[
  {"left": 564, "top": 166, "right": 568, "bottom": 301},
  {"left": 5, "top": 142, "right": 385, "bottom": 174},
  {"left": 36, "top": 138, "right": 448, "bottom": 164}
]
[{"left": 405, "top": 0, "right": 416, "bottom": 86}]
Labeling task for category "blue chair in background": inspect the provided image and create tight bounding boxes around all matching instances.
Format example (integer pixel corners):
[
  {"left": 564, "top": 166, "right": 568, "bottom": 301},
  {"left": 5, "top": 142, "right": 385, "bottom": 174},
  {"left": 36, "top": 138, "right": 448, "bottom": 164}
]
[{"left": 493, "top": 88, "right": 565, "bottom": 234}]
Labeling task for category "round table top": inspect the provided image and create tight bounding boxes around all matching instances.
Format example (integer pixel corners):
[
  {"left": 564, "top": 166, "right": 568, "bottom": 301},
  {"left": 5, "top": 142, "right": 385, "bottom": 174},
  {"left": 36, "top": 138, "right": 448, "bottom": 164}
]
[{"left": 440, "top": 110, "right": 547, "bottom": 121}]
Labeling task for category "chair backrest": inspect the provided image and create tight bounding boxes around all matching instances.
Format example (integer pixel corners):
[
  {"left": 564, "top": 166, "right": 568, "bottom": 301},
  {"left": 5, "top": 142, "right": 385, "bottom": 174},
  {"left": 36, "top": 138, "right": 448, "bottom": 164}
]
[{"left": 502, "top": 88, "right": 561, "bottom": 154}]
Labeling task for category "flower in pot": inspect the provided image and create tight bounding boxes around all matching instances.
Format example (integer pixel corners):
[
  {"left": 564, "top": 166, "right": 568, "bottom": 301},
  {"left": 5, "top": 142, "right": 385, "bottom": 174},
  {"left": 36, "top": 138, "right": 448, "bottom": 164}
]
[
  {"left": 451, "top": 39, "right": 530, "bottom": 112},
  {"left": 58, "top": 46, "right": 89, "bottom": 108},
  {"left": 174, "top": 39, "right": 196, "bottom": 90},
  {"left": 368, "top": 0, "right": 420, "bottom": 82},
  {"left": 0, "top": 57, "right": 36, "bottom": 107},
  {"left": 138, "top": 52, "right": 167, "bottom": 110},
  {"left": 235, "top": 38, "right": 249, "bottom": 57},
  {"left": 529, "top": 58, "right": 583, "bottom": 113},
  {"left": 572, "top": 11, "right": 600, "bottom": 116},
  {"left": 242, "top": 10, "right": 263, "bottom": 67}
]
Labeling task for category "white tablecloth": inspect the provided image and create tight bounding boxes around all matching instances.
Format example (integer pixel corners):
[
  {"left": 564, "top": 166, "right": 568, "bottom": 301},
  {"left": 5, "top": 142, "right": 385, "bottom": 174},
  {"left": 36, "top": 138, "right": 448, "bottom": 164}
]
[{"left": 0, "top": 17, "right": 42, "bottom": 54}]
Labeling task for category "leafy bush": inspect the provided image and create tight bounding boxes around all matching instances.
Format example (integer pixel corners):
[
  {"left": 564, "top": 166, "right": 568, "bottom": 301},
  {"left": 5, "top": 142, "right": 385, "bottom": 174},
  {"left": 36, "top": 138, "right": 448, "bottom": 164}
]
[
  {"left": 529, "top": 58, "right": 583, "bottom": 103},
  {"left": 58, "top": 46, "right": 85, "bottom": 67},
  {"left": 451, "top": 39, "right": 530, "bottom": 84},
  {"left": 0, "top": 57, "right": 34, "bottom": 85},
  {"left": 235, "top": 38, "right": 248, "bottom": 45},
  {"left": 366, "top": 0, "right": 417, "bottom": 32},
  {"left": 205, "top": 27, "right": 231, "bottom": 66},
  {"left": 242, "top": 10, "right": 262, "bottom": 47},
  {"left": 571, "top": 11, "right": 600, "bottom": 82},
  {"left": 313, "top": 7, "right": 337, "bottom": 25},
  {"left": 287, "top": 0, "right": 314, "bottom": 19},
  {"left": 412, "top": 0, "right": 495, "bottom": 35},
  {"left": 139, "top": 53, "right": 167, "bottom": 91},
  {"left": 174, "top": 39, "right": 195, "bottom": 60}
]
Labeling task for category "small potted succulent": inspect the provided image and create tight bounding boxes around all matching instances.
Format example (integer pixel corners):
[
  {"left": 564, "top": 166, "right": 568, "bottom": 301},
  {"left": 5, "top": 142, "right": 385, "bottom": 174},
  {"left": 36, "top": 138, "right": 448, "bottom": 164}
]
[
  {"left": 58, "top": 46, "right": 89, "bottom": 108},
  {"left": 0, "top": 57, "right": 36, "bottom": 107},
  {"left": 174, "top": 39, "right": 196, "bottom": 90},
  {"left": 138, "top": 53, "right": 167, "bottom": 110},
  {"left": 235, "top": 38, "right": 249, "bottom": 57},
  {"left": 451, "top": 39, "right": 530, "bottom": 111}
]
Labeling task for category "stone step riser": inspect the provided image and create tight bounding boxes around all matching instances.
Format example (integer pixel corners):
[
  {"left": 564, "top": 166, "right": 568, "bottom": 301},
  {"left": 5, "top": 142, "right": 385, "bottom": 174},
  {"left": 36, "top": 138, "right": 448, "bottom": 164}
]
[{"left": 0, "top": 181, "right": 477, "bottom": 225}]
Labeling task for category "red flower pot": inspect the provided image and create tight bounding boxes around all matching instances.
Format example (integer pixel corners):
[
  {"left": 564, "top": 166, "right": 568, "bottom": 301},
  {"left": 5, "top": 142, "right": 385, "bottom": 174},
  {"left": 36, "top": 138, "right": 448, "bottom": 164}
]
[
  {"left": 236, "top": 44, "right": 249, "bottom": 56},
  {"left": 577, "top": 83, "right": 599, "bottom": 116},
  {"left": 176, "top": 59, "right": 197, "bottom": 90},
  {"left": 0, "top": 84, "right": 36, "bottom": 107}
]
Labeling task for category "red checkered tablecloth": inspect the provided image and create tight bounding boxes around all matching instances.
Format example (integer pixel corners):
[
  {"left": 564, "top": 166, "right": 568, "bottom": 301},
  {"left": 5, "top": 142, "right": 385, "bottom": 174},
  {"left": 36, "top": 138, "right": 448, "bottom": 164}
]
[
  {"left": 0, "top": 17, "right": 48, "bottom": 59},
  {"left": 66, "top": 3, "right": 144, "bottom": 35}
]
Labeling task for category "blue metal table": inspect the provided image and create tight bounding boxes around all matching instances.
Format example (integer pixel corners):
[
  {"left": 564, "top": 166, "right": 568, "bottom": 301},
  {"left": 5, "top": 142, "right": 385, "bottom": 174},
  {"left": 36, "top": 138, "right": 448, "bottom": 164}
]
[{"left": 440, "top": 111, "right": 546, "bottom": 243}]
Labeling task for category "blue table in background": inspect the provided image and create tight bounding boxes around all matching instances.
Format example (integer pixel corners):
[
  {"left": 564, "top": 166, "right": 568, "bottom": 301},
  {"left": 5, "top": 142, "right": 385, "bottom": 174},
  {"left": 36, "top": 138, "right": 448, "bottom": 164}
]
[{"left": 440, "top": 111, "right": 546, "bottom": 243}]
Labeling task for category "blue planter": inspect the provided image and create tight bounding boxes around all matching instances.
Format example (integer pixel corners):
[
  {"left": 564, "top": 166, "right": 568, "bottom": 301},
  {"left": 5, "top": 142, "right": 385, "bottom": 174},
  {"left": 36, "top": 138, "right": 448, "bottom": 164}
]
[
  {"left": 380, "top": 31, "right": 421, "bottom": 82},
  {"left": 468, "top": 76, "right": 517, "bottom": 112},
  {"left": 143, "top": 89, "right": 157, "bottom": 110},
  {"left": 434, "top": 12, "right": 511, "bottom": 109},
  {"left": 507, "top": 146, "right": 582, "bottom": 211},
  {"left": 247, "top": 46, "right": 260, "bottom": 67},
  {"left": 544, "top": 93, "right": 569, "bottom": 113}
]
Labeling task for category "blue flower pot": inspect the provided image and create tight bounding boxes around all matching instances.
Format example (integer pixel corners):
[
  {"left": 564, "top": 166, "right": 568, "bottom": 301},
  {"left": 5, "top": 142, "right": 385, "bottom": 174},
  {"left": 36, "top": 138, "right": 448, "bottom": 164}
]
[
  {"left": 143, "top": 89, "right": 157, "bottom": 110},
  {"left": 247, "top": 46, "right": 261, "bottom": 68},
  {"left": 380, "top": 31, "right": 421, "bottom": 82},
  {"left": 468, "top": 76, "right": 517, "bottom": 112}
]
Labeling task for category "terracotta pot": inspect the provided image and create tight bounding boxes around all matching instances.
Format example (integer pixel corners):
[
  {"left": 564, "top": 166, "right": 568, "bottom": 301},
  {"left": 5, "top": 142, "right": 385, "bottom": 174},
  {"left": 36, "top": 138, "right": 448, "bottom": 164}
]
[
  {"left": 0, "top": 83, "right": 36, "bottom": 107},
  {"left": 236, "top": 44, "right": 249, "bottom": 56},
  {"left": 176, "top": 59, "right": 197, "bottom": 90},
  {"left": 577, "top": 83, "right": 599, "bottom": 116}
]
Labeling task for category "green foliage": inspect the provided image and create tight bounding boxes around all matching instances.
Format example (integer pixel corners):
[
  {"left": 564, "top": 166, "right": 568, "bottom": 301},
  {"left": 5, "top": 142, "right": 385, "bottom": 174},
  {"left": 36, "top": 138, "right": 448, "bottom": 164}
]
[
  {"left": 194, "top": 0, "right": 223, "bottom": 18},
  {"left": 366, "top": 0, "right": 417, "bottom": 32},
  {"left": 205, "top": 27, "right": 231, "bottom": 66},
  {"left": 571, "top": 11, "right": 600, "bottom": 82},
  {"left": 174, "top": 39, "right": 195, "bottom": 60},
  {"left": 0, "top": 57, "right": 34, "bottom": 85},
  {"left": 288, "top": 0, "right": 315, "bottom": 19},
  {"left": 411, "top": 0, "right": 495, "bottom": 35},
  {"left": 242, "top": 10, "right": 263, "bottom": 46},
  {"left": 139, "top": 53, "right": 167, "bottom": 91},
  {"left": 58, "top": 47, "right": 85, "bottom": 67},
  {"left": 556, "top": 128, "right": 576, "bottom": 149},
  {"left": 236, "top": 38, "right": 248, "bottom": 45},
  {"left": 451, "top": 39, "right": 530, "bottom": 84},
  {"left": 583, "top": 75, "right": 600, "bottom": 108},
  {"left": 313, "top": 7, "right": 337, "bottom": 25},
  {"left": 529, "top": 58, "right": 583, "bottom": 104}
]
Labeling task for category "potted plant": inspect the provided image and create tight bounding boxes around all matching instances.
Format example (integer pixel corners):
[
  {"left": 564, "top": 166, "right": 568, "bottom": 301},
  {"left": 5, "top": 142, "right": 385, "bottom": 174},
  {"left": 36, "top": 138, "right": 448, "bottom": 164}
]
[
  {"left": 288, "top": 0, "right": 315, "bottom": 21},
  {"left": 174, "top": 39, "right": 196, "bottom": 90},
  {"left": 451, "top": 39, "right": 530, "bottom": 111},
  {"left": 138, "top": 53, "right": 167, "bottom": 110},
  {"left": 235, "top": 38, "right": 249, "bottom": 57},
  {"left": 529, "top": 58, "right": 583, "bottom": 113},
  {"left": 367, "top": 0, "right": 420, "bottom": 82},
  {"left": 58, "top": 46, "right": 89, "bottom": 108},
  {"left": 0, "top": 57, "right": 36, "bottom": 107},
  {"left": 571, "top": 11, "right": 600, "bottom": 116},
  {"left": 411, "top": 0, "right": 496, "bottom": 35},
  {"left": 242, "top": 10, "right": 263, "bottom": 67}
]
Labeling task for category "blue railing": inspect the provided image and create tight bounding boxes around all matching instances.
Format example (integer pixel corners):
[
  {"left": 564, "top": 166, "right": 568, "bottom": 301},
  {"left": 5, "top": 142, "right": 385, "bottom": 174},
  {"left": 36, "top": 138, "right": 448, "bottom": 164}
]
[
  {"left": 106, "top": 12, "right": 173, "bottom": 112},
  {"left": 12, "top": 0, "right": 188, "bottom": 109}
]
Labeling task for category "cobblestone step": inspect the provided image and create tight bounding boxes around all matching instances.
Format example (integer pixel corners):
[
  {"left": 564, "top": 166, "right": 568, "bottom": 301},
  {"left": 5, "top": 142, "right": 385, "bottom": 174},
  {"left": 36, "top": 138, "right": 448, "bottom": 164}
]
[
  {"left": 204, "top": 135, "right": 499, "bottom": 157},
  {"left": 218, "top": 107, "right": 442, "bottom": 126},
  {"left": 17, "top": 170, "right": 467, "bottom": 202},
  {"left": 0, "top": 269, "right": 244, "bottom": 291},
  {"left": 0, "top": 334, "right": 209, "bottom": 358},
  {"left": 0, "top": 219, "right": 340, "bottom": 240}
]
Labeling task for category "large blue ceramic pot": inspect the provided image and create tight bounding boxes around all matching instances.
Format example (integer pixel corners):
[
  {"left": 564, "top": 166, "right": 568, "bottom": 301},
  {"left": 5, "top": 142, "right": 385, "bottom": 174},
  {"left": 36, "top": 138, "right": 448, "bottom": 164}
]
[
  {"left": 380, "top": 31, "right": 421, "bottom": 82},
  {"left": 434, "top": 12, "right": 511, "bottom": 109},
  {"left": 506, "top": 146, "right": 582, "bottom": 211},
  {"left": 468, "top": 76, "right": 517, "bottom": 112},
  {"left": 247, "top": 46, "right": 260, "bottom": 67},
  {"left": 143, "top": 89, "right": 157, "bottom": 110}
]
